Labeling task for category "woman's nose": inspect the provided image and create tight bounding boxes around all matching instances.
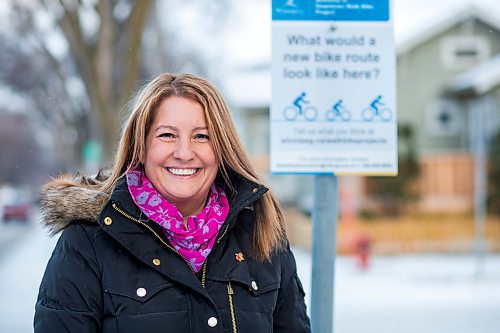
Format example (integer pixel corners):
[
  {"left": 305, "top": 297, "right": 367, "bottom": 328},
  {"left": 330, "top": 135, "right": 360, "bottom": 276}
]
[{"left": 172, "top": 139, "right": 195, "bottom": 161}]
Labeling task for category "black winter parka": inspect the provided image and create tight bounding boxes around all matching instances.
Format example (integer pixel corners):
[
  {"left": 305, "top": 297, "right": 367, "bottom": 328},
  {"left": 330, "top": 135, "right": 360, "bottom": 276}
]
[{"left": 34, "top": 176, "right": 311, "bottom": 333}]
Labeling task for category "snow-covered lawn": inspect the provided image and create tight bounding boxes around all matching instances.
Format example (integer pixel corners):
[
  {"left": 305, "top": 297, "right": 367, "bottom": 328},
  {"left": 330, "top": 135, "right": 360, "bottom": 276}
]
[{"left": 294, "top": 248, "right": 500, "bottom": 333}]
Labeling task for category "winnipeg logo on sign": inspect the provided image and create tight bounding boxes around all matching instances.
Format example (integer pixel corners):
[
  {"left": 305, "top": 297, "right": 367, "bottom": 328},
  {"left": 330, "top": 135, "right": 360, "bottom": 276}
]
[{"left": 274, "top": 0, "right": 306, "bottom": 15}]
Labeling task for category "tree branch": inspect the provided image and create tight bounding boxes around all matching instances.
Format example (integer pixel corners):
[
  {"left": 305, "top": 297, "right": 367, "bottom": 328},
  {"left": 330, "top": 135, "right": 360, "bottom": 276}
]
[
  {"left": 45, "top": 0, "right": 100, "bottom": 108},
  {"left": 119, "top": 0, "right": 153, "bottom": 107}
]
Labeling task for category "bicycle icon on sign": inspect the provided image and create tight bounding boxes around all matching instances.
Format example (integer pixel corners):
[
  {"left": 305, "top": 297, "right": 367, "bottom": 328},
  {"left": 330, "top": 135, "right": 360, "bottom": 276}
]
[
  {"left": 362, "top": 95, "right": 392, "bottom": 121},
  {"left": 283, "top": 92, "right": 318, "bottom": 121},
  {"left": 325, "top": 99, "right": 351, "bottom": 121}
]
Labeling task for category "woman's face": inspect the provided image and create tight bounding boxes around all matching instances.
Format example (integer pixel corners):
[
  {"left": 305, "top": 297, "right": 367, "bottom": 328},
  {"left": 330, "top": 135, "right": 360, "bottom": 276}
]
[{"left": 143, "top": 96, "right": 218, "bottom": 216}]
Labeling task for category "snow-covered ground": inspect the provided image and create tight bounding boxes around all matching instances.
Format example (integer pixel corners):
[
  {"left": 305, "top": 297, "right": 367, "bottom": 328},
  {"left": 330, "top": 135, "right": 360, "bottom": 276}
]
[
  {"left": 294, "top": 248, "right": 500, "bottom": 333},
  {"left": 0, "top": 221, "right": 498, "bottom": 333},
  {"left": 0, "top": 219, "right": 58, "bottom": 333}
]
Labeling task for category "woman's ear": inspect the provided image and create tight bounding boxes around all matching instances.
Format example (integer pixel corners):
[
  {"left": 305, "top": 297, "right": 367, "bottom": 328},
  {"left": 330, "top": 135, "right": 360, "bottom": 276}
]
[{"left": 139, "top": 146, "right": 146, "bottom": 165}]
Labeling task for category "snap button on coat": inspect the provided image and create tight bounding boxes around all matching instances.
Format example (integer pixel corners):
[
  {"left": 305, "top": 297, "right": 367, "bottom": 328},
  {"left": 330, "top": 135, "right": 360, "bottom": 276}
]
[
  {"left": 136, "top": 288, "right": 147, "bottom": 297},
  {"left": 152, "top": 258, "right": 161, "bottom": 266},
  {"left": 207, "top": 317, "right": 218, "bottom": 327},
  {"left": 104, "top": 217, "right": 113, "bottom": 225},
  {"left": 251, "top": 280, "right": 258, "bottom": 291}
]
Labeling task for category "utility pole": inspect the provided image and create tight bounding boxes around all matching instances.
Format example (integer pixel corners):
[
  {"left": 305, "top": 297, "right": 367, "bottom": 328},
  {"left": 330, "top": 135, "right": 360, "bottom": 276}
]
[{"left": 471, "top": 98, "right": 488, "bottom": 279}]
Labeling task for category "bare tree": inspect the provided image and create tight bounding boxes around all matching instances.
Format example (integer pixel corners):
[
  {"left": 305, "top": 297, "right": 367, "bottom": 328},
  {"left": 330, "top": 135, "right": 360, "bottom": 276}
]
[{"left": 35, "top": 0, "right": 154, "bottom": 158}]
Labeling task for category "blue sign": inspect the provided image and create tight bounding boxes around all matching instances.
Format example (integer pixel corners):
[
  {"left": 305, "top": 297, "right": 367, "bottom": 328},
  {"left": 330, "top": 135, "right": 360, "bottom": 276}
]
[{"left": 272, "top": 0, "right": 389, "bottom": 21}]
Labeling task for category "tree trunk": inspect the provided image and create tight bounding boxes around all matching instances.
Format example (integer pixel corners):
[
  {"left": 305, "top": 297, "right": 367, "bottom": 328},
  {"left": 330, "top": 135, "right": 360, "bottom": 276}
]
[{"left": 42, "top": 0, "right": 154, "bottom": 159}]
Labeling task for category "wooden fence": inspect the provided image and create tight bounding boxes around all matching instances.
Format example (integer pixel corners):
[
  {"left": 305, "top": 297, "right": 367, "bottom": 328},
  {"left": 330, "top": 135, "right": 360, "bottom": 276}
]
[{"left": 414, "top": 153, "right": 474, "bottom": 212}]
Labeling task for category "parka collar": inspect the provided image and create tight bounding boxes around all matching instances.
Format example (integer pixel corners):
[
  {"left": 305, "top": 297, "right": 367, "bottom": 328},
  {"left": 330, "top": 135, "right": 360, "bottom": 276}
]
[
  {"left": 108, "top": 172, "right": 269, "bottom": 233},
  {"left": 215, "top": 171, "right": 268, "bottom": 228},
  {"left": 109, "top": 172, "right": 268, "bottom": 224}
]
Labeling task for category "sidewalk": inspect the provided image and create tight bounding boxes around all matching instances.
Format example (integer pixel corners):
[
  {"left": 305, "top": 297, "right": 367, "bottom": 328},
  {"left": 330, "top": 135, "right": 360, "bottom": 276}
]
[
  {"left": 0, "top": 219, "right": 58, "bottom": 333},
  {"left": 0, "top": 220, "right": 34, "bottom": 262}
]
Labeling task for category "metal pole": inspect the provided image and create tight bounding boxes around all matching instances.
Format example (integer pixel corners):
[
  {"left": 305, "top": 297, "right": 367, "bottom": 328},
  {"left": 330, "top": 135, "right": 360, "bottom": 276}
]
[
  {"left": 311, "top": 174, "right": 338, "bottom": 333},
  {"left": 472, "top": 101, "right": 487, "bottom": 279}
]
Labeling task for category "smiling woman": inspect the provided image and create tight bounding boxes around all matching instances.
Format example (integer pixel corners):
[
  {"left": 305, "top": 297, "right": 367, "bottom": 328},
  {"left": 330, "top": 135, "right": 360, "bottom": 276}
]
[{"left": 34, "top": 73, "right": 311, "bottom": 333}]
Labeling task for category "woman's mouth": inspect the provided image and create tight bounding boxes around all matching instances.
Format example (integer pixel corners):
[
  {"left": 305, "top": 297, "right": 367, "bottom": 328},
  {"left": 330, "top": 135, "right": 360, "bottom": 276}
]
[{"left": 166, "top": 168, "right": 199, "bottom": 176}]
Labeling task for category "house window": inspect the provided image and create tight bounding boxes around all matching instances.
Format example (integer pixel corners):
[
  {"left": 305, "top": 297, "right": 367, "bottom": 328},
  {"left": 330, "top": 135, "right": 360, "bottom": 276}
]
[
  {"left": 426, "top": 99, "right": 463, "bottom": 136},
  {"left": 440, "top": 35, "right": 490, "bottom": 70}
]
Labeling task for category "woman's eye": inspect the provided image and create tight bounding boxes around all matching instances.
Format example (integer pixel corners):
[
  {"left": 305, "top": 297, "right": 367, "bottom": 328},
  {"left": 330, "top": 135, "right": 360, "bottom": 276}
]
[
  {"left": 158, "top": 132, "right": 175, "bottom": 138},
  {"left": 194, "top": 134, "right": 209, "bottom": 141}
]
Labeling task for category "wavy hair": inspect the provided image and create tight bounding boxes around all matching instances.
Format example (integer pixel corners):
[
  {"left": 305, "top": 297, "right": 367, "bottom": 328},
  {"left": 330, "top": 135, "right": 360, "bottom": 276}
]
[{"left": 101, "top": 73, "right": 286, "bottom": 261}]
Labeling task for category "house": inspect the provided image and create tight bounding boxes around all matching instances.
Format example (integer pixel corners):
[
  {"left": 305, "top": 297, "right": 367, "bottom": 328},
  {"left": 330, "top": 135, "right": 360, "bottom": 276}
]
[
  {"left": 222, "top": 3, "right": 500, "bottom": 214},
  {"left": 393, "top": 5, "right": 500, "bottom": 212}
]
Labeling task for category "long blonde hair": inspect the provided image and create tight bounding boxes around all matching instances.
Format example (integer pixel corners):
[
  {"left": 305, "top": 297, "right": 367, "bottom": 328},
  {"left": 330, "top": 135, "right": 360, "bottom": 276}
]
[{"left": 102, "top": 73, "right": 286, "bottom": 261}]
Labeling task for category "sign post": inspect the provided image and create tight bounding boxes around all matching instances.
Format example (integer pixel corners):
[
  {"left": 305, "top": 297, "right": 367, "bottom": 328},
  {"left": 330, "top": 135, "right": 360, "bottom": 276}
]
[
  {"left": 271, "top": 1, "right": 396, "bottom": 332},
  {"left": 311, "top": 175, "right": 338, "bottom": 333}
]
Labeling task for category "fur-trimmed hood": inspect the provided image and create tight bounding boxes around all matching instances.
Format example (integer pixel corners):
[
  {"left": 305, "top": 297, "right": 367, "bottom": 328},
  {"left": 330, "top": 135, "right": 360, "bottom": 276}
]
[
  {"left": 39, "top": 171, "right": 111, "bottom": 235},
  {"left": 39, "top": 169, "right": 266, "bottom": 237}
]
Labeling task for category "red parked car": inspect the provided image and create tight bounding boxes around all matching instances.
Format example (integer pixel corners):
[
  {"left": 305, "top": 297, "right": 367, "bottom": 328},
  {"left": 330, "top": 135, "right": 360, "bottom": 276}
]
[{"left": 3, "top": 203, "right": 31, "bottom": 222}]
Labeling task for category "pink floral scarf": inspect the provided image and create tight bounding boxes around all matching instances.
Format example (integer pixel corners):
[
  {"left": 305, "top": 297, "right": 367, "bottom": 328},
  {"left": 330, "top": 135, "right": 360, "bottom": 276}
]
[{"left": 126, "top": 170, "right": 229, "bottom": 272}]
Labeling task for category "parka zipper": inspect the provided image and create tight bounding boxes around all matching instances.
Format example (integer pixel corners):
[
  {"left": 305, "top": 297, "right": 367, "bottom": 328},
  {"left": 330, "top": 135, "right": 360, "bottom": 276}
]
[
  {"left": 111, "top": 203, "right": 196, "bottom": 274},
  {"left": 216, "top": 224, "right": 229, "bottom": 243},
  {"left": 227, "top": 282, "right": 238, "bottom": 333},
  {"left": 201, "top": 260, "right": 208, "bottom": 288}
]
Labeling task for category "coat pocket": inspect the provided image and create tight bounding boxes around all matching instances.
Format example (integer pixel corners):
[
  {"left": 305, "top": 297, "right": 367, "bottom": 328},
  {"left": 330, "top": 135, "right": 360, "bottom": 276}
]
[
  {"left": 235, "top": 279, "right": 280, "bottom": 311},
  {"left": 103, "top": 279, "right": 188, "bottom": 314},
  {"left": 103, "top": 280, "right": 191, "bottom": 333},
  {"left": 228, "top": 280, "right": 280, "bottom": 333}
]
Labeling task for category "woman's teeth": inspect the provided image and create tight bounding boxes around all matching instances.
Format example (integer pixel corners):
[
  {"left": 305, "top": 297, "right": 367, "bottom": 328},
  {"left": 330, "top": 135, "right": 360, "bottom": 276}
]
[{"left": 167, "top": 168, "right": 198, "bottom": 176}]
